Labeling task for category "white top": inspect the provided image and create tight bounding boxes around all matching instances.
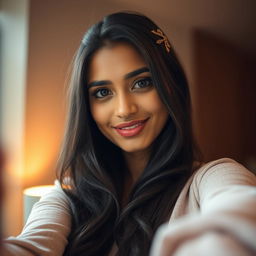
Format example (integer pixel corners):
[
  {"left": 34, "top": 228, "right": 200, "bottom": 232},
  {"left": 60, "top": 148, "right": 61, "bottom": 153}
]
[{"left": 3, "top": 158, "right": 256, "bottom": 255}]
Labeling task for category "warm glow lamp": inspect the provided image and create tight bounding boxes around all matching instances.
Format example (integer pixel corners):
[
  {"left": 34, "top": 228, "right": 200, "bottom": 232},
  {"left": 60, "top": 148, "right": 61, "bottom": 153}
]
[{"left": 23, "top": 185, "right": 55, "bottom": 224}]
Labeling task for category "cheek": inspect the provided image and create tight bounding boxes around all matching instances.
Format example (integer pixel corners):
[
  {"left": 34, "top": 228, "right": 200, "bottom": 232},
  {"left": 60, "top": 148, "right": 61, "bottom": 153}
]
[
  {"left": 89, "top": 102, "right": 108, "bottom": 127},
  {"left": 140, "top": 91, "right": 168, "bottom": 115},
  {"left": 90, "top": 103, "right": 116, "bottom": 143}
]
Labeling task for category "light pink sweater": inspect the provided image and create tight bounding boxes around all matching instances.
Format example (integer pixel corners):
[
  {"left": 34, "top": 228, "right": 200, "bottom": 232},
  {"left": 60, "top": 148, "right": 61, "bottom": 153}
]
[{"left": 3, "top": 158, "right": 256, "bottom": 255}]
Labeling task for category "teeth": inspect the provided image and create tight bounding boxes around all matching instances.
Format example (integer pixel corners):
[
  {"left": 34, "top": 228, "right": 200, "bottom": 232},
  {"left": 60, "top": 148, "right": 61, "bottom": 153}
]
[{"left": 120, "top": 123, "right": 141, "bottom": 130}]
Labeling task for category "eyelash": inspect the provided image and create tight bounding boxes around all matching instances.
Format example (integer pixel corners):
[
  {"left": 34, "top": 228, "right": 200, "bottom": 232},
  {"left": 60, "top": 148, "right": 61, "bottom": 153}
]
[
  {"left": 133, "top": 77, "right": 153, "bottom": 89},
  {"left": 91, "top": 77, "right": 153, "bottom": 99},
  {"left": 92, "top": 88, "right": 112, "bottom": 99}
]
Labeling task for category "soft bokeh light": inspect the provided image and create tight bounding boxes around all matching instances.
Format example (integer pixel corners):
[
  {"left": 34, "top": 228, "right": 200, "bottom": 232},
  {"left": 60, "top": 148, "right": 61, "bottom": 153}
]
[{"left": 23, "top": 185, "right": 55, "bottom": 197}]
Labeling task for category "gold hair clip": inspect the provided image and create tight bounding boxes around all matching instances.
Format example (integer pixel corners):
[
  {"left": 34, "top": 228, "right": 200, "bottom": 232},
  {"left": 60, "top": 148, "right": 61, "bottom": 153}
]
[{"left": 151, "top": 29, "right": 171, "bottom": 53}]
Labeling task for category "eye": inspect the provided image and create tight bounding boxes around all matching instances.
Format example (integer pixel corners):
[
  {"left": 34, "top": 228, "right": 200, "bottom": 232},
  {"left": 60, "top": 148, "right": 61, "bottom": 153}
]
[
  {"left": 133, "top": 77, "right": 153, "bottom": 89},
  {"left": 92, "top": 88, "right": 112, "bottom": 98}
]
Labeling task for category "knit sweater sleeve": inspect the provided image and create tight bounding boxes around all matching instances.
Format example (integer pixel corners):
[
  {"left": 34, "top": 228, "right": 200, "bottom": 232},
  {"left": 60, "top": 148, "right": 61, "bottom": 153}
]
[
  {"left": 2, "top": 182, "right": 71, "bottom": 256},
  {"left": 194, "top": 158, "right": 256, "bottom": 249},
  {"left": 150, "top": 158, "right": 256, "bottom": 256}
]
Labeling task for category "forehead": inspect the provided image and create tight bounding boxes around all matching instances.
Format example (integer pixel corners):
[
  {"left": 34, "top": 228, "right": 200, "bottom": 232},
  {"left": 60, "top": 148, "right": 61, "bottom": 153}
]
[{"left": 87, "top": 42, "right": 147, "bottom": 82}]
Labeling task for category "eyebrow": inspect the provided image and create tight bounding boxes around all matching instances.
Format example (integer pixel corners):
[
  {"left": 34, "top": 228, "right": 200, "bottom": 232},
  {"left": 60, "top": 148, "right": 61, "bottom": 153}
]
[
  {"left": 88, "top": 66, "right": 150, "bottom": 89},
  {"left": 124, "top": 67, "right": 150, "bottom": 79}
]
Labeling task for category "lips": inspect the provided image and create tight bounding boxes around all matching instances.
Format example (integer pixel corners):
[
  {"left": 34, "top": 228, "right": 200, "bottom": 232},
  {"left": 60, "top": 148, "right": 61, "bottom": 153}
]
[{"left": 113, "top": 118, "right": 149, "bottom": 137}]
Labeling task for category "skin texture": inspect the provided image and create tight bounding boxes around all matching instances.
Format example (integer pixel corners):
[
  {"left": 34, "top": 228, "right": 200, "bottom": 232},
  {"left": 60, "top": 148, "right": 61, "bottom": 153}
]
[{"left": 88, "top": 42, "right": 169, "bottom": 182}]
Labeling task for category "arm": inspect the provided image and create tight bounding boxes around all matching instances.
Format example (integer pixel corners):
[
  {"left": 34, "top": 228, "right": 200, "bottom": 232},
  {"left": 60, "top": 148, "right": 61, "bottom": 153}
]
[
  {"left": 150, "top": 158, "right": 256, "bottom": 256},
  {"left": 2, "top": 182, "right": 71, "bottom": 256}
]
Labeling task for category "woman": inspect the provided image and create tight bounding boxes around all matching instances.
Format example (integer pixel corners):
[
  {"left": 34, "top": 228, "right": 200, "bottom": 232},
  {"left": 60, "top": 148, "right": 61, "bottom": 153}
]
[{"left": 3, "top": 12, "right": 256, "bottom": 256}]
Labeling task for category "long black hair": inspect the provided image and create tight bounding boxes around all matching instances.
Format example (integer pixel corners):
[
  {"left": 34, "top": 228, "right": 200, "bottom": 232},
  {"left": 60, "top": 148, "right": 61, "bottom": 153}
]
[{"left": 57, "top": 11, "right": 200, "bottom": 256}]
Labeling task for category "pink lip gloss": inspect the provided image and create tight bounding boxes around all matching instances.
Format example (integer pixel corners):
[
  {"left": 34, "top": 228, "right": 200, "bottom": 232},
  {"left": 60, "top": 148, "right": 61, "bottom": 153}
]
[{"left": 114, "top": 118, "right": 149, "bottom": 137}]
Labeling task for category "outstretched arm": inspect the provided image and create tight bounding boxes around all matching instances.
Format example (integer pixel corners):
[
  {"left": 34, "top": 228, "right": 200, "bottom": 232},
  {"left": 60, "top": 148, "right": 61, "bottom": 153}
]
[
  {"left": 2, "top": 182, "right": 71, "bottom": 256},
  {"left": 150, "top": 159, "right": 256, "bottom": 256}
]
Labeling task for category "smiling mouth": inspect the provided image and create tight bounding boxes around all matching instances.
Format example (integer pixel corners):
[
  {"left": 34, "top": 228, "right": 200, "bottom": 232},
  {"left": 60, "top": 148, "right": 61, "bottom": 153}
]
[
  {"left": 113, "top": 118, "right": 149, "bottom": 137},
  {"left": 118, "top": 123, "right": 142, "bottom": 130}
]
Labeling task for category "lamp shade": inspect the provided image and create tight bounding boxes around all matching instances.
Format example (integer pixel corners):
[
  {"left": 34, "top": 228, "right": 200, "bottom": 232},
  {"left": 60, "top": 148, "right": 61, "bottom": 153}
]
[{"left": 23, "top": 185, "right": 54, "bottom": 224}]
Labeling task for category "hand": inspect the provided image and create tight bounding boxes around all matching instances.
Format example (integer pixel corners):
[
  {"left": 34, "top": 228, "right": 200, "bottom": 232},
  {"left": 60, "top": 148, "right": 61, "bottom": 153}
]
[{"left": 150, "top": 223, "right": 252, "bottom": 256}]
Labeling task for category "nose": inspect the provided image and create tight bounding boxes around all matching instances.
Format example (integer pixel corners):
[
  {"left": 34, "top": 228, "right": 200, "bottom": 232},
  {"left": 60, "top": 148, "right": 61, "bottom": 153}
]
[{"left": 115, "top": 93, "right": 138, "bottom": 119}]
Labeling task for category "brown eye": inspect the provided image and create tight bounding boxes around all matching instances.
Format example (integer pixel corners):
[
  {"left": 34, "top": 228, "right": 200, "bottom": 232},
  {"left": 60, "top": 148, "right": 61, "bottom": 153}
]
[{"left": 133, "top": 77, "right": 153, "bottom": 89}]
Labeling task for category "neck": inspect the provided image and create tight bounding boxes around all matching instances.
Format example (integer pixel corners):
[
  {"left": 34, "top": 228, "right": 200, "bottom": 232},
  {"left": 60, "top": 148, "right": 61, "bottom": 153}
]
[
  {"left": 121, "top": 149, "right": 150, "bottom": 207},
  {"left": 123, "top": 149, "right": 150, "bottom": 184}
]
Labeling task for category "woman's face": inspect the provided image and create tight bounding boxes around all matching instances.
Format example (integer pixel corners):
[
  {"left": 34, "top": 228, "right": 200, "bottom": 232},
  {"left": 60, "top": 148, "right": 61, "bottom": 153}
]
[{"left": 88, "top": 42, "right": 169, "bottom": 154}]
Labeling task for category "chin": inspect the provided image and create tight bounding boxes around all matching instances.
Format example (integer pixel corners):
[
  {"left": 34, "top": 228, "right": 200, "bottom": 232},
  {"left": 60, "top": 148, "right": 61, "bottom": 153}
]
[{"left": 119, "top": 144, "right": 151, "bottom": 154}]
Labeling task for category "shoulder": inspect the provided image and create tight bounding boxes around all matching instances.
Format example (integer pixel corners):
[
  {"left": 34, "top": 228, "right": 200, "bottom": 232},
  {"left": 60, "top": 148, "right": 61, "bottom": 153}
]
[
  {"left": 23, "top": 180, "right": 71, "bottom": 231},
  {"left": 189, "top": 158, "right": 256, "bottom": 208},
  {"left": 37, "top": 180, "right": 71, "bottom": 208},
  {"left": 193, "top": 158, "right": 256, "bottom": 188}
]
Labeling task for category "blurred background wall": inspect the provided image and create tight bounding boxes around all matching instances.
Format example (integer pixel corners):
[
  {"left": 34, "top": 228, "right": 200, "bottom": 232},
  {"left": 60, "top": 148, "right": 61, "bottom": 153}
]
[{"left": 0, "top": 0, "right": 255, "bottom": 236}]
